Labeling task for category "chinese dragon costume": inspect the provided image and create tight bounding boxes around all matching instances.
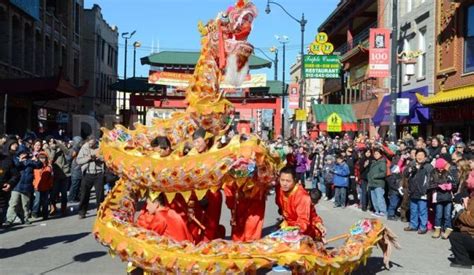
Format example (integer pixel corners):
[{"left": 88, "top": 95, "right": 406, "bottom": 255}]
[{"left": 94, "top": 0, "right": 399, "bottom": 274}]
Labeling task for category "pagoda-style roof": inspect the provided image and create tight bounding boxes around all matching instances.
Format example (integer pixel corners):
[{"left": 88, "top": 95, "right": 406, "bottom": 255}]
[
  {"left": 141, "top": 51, "right": 272, "bottom": 70},
  {"left": 109, "top": 77, "right": 163, "bottom": 93}
]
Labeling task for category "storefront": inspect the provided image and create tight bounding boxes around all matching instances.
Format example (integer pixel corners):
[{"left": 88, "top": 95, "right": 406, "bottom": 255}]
[
  {"left": 373, "top": 86, "right": 431, "bottom": 138},
  {"left": 417, "top": 84, "right": 474, "bottom": 141},
  {"left": 311, "top": 104, "right": 358, "bottom": 137}
]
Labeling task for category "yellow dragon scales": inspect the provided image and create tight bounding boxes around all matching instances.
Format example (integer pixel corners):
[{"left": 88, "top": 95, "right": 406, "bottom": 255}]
[{"left": 94, "top": 1, "right": 399, "bottom": 274}]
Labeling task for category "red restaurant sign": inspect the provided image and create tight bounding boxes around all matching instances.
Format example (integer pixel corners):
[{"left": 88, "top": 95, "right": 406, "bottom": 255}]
[
  {"left": 368, "top": 28, "right": 391, "bottom": 78},
  {"left": 288, "top": 83, "right": 299, "bottom": 109}
]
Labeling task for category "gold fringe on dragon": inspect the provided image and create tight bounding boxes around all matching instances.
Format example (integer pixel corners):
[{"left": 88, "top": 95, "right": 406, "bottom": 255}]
[{"left": 94, "top": 0, "right": 400, "bottom": 274}]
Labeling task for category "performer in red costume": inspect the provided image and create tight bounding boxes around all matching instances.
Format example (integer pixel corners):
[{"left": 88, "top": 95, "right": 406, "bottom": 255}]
[
  {"left": 136, "top": 194, "right": 193, "bottom": 242},
  {"left": 275, "top": 167, "right": 326, "bottom": 241},
  {"left": 224, "top": 183, "right": 265, "bottom": 241},
  {"left": 169, "top": 128, "right": 225, "bottom": 243}
]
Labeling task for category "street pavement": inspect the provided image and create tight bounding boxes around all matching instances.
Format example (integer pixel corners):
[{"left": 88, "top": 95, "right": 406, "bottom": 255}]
[{"left": 0, "top": 191, "right": 472, "bottom": 275}]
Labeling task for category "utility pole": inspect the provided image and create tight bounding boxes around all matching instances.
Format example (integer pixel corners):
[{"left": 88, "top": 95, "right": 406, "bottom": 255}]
[
  {"left": 277, "top": 36, "right": 289, "bottom": 139},
  {"left": 389, "top": 0, "right": 398, "bottom": 142}
]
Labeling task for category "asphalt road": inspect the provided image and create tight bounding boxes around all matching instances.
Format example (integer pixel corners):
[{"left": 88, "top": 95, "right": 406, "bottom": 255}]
[{"left": 0, "top": 191, "right": 472, "bottom": 275}]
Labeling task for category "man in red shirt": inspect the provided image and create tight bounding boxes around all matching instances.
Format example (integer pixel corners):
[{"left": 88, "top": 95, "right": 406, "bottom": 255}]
[
  {"left": 275, "top": 167, "right": 326, "bottom": 241},
  {"left": 136, "top": 194, "right": 193, "bottom": 242},
  {"left": 224, "top": 183, "right": 265, "bottom": 241}
]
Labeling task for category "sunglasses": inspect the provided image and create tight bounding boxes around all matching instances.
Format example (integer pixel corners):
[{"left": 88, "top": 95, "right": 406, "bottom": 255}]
[{"left": 456, "top": 147, "right": 464, "bottom": 149}]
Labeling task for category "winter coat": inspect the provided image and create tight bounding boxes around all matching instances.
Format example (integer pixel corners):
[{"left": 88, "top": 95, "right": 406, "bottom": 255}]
[
  {"left": 359, "top": 157, "right": 373, "bottom": 181},
  {"left": 332, "top": 162, "right": 350, "bottom": 187},
  {"left": 427, "top": 146, "right": 441, "bottom": 161},
  {"left": 454, "top": 197, "right": 474, "bottom": 236},
  {"left": 367, "top": 158, "right": 387, "bottom": 189},
  {"left": 13, "top": 156, "right": 43, "bottom": 194},
  {"left": 70, "top": 146, "right": 83, "bottom": 180},
  {"left": 33, "top": 164, "right": 54, "bottom": 192},
  {"left": 76, "top": 143, "right": 105, "bottom": 174},
  {"left": 322, "top": 163, "right": 335, "bottom": 184},
  {"left": 404, "top": 162, "right": 434, "bottom": 200},
  {"left": 44, "top": 143, "right": 71, "bottom": 179},
  {"left": 0, "top": 140, "right": 20, "bottom": 209},
  {"left": 429, "top": 169, "right": 456, "bottom": 203},
  {"left": 295, "top": 153, "right": 307, "bottom": 173},
  {"left": 387, "top": 173, "right": 402, "bottom": 196}
]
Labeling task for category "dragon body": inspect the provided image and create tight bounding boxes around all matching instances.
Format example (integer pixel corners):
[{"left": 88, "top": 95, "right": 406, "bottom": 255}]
[{"left": 94, "top": 1, "right": 399, "bottom": 273}]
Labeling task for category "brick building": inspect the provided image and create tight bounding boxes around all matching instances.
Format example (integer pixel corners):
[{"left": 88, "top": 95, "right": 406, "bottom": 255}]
[
  {"left": 417, "top": 0, "right": 474, "bottom": 140},
  {"left": 81, "top": 4, "right": 118, "bottom": 122},
  {"left": 0, "top": 0, "right": 86, "bottom": 136},
  {"left": 318, "top": 0, "right": 388, "bottom": 137}
]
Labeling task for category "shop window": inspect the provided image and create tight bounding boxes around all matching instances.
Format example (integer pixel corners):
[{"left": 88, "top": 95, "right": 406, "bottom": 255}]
[{"left": 465, "top": 5, "right": 474, "bottom": 73}]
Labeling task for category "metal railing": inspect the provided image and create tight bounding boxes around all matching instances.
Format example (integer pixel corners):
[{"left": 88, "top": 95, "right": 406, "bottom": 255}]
[{"left": 334, "top": 22, "right": 376, "bottom": 55}]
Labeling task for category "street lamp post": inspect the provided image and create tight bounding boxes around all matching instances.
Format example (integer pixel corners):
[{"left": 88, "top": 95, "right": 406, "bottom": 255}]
[
  {"left": 389, "top": 0, "right": 398, "bottom": 142},
  {"left": 121, "top": 30, "right": 136, "bottom": 122},
  {"left": 254, "top": 47, "right": 278, "bottom": 81},
  {"left": 276, "top": 35, "right": 288, "bottom": 139},
  {"left": 269, "top": 46, "right": 278, "bottom": 81},
  {"left": 266, "top": 0, "right": 307, "bottom": 137},
  {"left": 133, "top": 41, "right": 141, "bottom": 78}
]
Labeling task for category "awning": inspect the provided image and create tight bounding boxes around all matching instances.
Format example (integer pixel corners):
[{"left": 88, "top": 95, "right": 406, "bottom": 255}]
[
  {"left": 373, "top": 86, "right": 430, "bottom": 126},
  {"left": 416, "top": 84, "right": 474, "bottom": 106},
  {"left": 311, "top": 104, "right": 358, "bottom": 131},
  {"left": 0, "top": 72, "right": 87, "bottom": 101}
]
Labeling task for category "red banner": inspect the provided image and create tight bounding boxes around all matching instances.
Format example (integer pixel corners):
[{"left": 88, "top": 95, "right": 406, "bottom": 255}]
[
  {"left": 368, "top": 28, "right": 391, "bottom": 78},
  {"left": 288, "top": 83, "right": 299, "bottom": 109}
]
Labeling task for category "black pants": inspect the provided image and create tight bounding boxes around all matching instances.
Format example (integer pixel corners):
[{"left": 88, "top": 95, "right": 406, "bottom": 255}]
[
  {"left": 359, "top": 180, "right": 368, "bottom": 211},
  {"left": 78, "top": 173, "right": 104, "bottom": 216},
  {"left": 449, "top": 231, "right": 474, "bottom": 266}
]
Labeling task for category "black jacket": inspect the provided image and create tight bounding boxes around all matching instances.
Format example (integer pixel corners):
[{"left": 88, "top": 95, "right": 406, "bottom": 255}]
[
  {"left": 387, "top": 173, "right": 402, "bottom": 196},
  {"left": 0, "top": 140, "right": 20, "bottom": 208},
  {"left": 429, "top": 169, "right": 456, "bottom": 203},
  {"left": 359, "top": 157, "right": 373, "bottom": 181},
  {"left": 404, "top": 161, "right": 433, "bottom": 200}
]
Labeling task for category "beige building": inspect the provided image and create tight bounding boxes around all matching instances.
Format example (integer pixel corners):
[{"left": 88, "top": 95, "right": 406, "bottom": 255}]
[
  {"left": 0, "top": 0, "right": 85, "bottom": 135},
  {"left": 81, "top": 4, "right": 118, "bottom": 122}
]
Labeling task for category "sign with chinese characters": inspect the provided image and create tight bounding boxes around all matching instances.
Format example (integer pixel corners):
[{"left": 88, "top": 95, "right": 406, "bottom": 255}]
[
  {"left": 303, "top": 55, "right": 341, "bottom": 79},
  {"left": 327, "top": 112, "right": 342, "bottom": 132},
  {"left": 148, "top": 68, "right": 266, "bottom": 89},
  {"left": 288, "top": 83, "right": 299, "bottom": 109},
  {"left": 368, "top": 28, "right": 391, "bottom": 78}
]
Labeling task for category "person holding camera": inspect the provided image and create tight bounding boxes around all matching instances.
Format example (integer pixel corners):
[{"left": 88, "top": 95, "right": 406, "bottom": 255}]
[
  {"left": 5, "top": 146, "right": 42, "bottom": 226},
  {"left": 44, "top": 137, "right": 71, "bottom": 216},
  {"left": 76, "top": 136, "right": 105, "bottom": 219}
]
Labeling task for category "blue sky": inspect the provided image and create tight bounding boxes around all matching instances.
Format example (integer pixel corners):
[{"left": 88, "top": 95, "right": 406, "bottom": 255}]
[{"left": 84, "top": 0, "right": 340, "bottom": 82}]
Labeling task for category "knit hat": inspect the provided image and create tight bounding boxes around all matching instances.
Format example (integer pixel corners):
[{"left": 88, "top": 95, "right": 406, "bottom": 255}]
[{"left": 435, "top": 158, "right": 448, "bottom": 170}]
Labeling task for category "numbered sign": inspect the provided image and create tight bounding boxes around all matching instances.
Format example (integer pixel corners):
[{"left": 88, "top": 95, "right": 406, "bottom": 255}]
[
  {"left": 316, "top": 32, "right": 328, "bottom": 44},
  {"left": 310, "top": 42, "right": 322, "bottom": 55},
  {"left": 322, "top": 43, "right": 334, "bottom": 54}
]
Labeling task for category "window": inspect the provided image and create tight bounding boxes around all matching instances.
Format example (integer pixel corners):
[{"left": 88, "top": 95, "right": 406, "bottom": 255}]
[
  {"left": 96, "top": 35, "right": 101, "bottom": 58},
  {"left": 465, "top": 5, "right": 474, "bottom": 73},
  {"left": 418, "top": 28, "right": 426, "bottom": 78},
  {"left": 405, "top": 0, "right": 412, "bottom": 15},
  {"left": 101, "top": 39, "right": 105, "bottom": 61},
  {"left": 403, "top": 38, "right": 411, "bottom": 83}
]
